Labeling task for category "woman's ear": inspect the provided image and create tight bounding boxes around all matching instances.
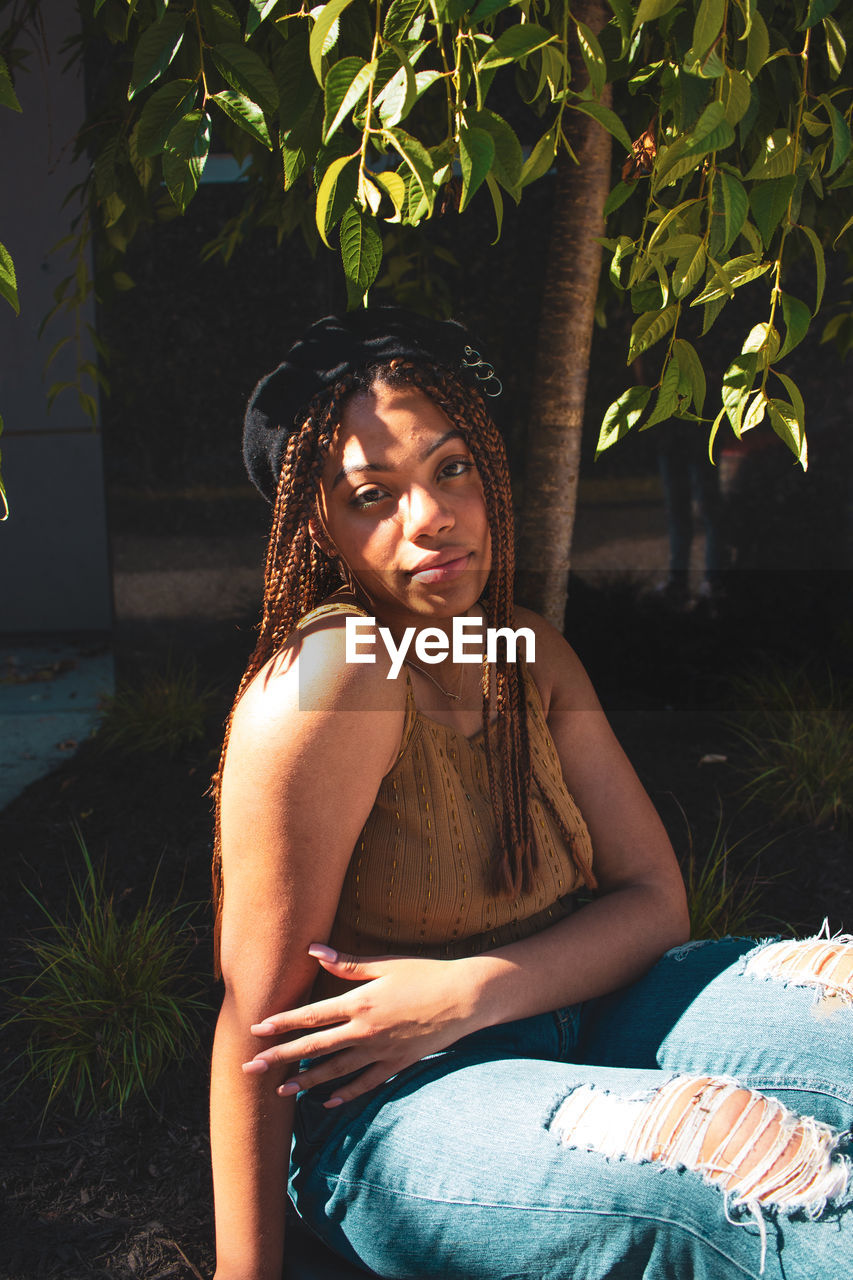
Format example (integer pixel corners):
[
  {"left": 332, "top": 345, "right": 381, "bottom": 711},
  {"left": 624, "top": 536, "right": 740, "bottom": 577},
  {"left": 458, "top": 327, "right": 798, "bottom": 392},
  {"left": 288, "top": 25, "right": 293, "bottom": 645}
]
[{"left": 308, "top": 514, "right": 337, "bottom": 559}]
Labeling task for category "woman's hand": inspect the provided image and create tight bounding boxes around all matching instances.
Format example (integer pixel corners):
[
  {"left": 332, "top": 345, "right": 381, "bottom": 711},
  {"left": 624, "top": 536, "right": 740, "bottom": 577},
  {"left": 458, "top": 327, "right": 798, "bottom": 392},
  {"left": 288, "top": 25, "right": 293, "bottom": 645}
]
[{"left": 241, "top": 944, "right": 481, "bottom": 1107}]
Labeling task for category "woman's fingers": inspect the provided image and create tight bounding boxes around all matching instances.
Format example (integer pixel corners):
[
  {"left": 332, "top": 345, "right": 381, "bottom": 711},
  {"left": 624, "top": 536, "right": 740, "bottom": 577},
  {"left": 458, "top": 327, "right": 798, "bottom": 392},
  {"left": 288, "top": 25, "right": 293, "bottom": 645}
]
[
  {"left": 307, "top": 943, "right": 396, "bottom": 981},
  {"left": 242, "top": 1026, "right": 354, "bottom": 1073},
  {"left": 322, "top": 1063, "right": 401, "bottom": 1107}
]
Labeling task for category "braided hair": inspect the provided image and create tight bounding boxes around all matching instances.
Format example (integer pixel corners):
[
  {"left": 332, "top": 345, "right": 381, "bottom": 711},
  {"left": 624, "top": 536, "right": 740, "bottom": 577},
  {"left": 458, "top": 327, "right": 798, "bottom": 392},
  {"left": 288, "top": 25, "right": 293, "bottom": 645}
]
[{"left": 211, "top": 357, "right": 565, "bottom": 971}]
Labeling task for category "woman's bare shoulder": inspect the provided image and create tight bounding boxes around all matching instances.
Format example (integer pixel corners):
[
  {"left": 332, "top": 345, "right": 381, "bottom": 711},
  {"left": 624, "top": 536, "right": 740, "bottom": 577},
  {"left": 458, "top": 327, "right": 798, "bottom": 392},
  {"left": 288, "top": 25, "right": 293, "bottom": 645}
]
[{"left": 231, "top": 610, "right": 406, "bottom": 770}]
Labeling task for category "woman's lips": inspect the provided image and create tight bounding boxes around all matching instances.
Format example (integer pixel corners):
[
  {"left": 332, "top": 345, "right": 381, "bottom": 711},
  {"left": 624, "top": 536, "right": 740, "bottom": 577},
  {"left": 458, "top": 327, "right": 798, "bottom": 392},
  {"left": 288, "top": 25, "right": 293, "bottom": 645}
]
[{"left": 408, "top": 554, "right": 472, "bottom": 584}]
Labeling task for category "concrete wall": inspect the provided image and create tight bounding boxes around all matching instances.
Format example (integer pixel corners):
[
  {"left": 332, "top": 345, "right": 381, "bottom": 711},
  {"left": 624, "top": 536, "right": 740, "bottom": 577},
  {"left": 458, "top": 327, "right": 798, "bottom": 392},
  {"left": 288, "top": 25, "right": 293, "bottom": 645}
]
[{"left": 0, "top": 3, "right": 111, "bottom": 632}]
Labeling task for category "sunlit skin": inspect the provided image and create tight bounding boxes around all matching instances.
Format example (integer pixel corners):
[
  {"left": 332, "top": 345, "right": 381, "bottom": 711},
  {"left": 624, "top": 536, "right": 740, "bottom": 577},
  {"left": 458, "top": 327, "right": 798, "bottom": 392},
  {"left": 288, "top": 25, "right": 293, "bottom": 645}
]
[{"left": 314, "top": 382, "right": 492, "bottom": 646}]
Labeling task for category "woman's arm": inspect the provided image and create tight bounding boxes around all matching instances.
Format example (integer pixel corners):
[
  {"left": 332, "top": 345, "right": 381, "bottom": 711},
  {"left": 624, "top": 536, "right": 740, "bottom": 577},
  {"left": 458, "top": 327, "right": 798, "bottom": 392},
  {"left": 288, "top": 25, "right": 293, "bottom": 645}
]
[
  {"left": 210, "top": 622, "right": 404, "bottom": 1280},
  {"left": 244, "top": 608, "right": 689, "bottom": 1105}
]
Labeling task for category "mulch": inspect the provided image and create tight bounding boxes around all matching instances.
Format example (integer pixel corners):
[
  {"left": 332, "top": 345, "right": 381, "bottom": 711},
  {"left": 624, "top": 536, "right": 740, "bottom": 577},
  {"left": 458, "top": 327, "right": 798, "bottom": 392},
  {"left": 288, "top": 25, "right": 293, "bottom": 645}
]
[{"left": 1, "top": 574, "right": 850, "bottom": 1280}]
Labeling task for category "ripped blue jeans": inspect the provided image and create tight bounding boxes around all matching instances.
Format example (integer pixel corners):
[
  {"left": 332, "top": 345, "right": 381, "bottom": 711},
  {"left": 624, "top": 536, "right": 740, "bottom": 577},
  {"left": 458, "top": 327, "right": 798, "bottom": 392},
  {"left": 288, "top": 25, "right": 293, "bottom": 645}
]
[{"left": 289, "top": 933, "right": 853, "bottom": 1279}]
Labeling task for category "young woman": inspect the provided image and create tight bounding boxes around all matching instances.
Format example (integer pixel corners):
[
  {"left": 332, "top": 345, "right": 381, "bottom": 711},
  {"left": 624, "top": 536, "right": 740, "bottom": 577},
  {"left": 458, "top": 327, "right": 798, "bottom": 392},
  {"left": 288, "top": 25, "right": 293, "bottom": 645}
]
[{"left": 210, "top": 308, "right": 853, "bottom": 1280}]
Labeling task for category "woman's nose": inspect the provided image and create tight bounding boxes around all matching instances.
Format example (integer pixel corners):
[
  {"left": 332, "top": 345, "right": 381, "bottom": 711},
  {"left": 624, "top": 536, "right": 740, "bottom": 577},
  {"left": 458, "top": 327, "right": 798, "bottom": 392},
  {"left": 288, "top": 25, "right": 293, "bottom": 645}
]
[{"left": 402, "top": 485, "right": 453, "bottom": 539}]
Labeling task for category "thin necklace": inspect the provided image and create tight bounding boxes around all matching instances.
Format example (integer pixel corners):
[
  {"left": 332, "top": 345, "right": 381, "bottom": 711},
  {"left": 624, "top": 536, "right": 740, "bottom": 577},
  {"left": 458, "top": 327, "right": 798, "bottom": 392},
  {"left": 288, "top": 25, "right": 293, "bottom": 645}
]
[{"left": 406, "top": 658, "right": 465, "bottom": 702}]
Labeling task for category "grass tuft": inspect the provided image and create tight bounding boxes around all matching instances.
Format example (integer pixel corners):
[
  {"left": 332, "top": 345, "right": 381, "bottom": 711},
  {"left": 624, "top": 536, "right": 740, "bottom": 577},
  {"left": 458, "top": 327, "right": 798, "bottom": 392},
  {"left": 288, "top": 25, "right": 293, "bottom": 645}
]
[
  {"left": 5, "top": 830, "right": 209, "bottom": 1117},
  {"left": 727, "top": 665, "right": 853, "bottom": 830},
  {"left": 97, "top": 662, "right": 214, "bottom": 756},
  {"left": 678, "top": 806, "right": 783, "bottom": 940}
]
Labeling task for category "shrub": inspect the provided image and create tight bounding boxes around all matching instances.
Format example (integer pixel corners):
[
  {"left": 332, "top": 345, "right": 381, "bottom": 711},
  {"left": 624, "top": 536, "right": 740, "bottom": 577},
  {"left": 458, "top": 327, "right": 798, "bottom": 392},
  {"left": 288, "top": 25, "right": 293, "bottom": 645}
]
[
  {"left": 6, "top": 831, "right": 209, "bottom": 1116},
  {"left": 727, "top": 665, "right": 853, "bottom": 829},
  {"left": 97, "top": 662, "right": 214, "bottom": 756},
  {"left": 678, "top": 808, "right": 782, "bottom": 940}
]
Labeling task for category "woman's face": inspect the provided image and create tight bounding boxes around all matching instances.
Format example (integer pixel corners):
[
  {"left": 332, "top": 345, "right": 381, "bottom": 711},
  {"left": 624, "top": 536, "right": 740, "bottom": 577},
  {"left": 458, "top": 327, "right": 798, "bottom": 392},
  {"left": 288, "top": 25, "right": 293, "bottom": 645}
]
[{"left": 316, "top": 381, "right": 491, "bottom": 629}]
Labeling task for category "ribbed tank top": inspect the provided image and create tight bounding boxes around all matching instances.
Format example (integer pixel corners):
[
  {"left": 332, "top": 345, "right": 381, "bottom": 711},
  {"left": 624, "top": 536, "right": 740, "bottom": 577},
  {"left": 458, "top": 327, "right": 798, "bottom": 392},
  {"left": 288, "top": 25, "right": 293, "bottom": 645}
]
[{"left": 298, "top": 600, "right": 597, "bottom": 960}]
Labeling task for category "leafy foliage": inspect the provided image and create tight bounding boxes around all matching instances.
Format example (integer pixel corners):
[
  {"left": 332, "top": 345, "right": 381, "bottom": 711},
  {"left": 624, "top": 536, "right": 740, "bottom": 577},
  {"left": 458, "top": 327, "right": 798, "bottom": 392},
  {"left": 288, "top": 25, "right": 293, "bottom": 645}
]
[
  {"left": 96, "top": 662, "right": 214, "bottom": 756},
  {"left": 727, "top": 663, "right": 853, "bottom": 830},
  {"left": 677, "top": 803, "right": 783, "bottom": 939},
  {"left": 2, "top": 1, "right": 853, "bottom": 472},
  {"left": 5, "top": 830, "right": 209, "bottom": 1116}
]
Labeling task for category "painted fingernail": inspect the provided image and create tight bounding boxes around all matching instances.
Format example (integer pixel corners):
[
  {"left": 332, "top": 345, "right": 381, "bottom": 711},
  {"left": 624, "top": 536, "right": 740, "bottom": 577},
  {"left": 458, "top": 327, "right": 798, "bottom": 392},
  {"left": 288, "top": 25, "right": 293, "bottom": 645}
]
[
  {"left": 324, "top": 1096, "right": 344, "bottom": 1108},
  {"left": 242, "top": 1059, "right": 268, "bottom": 1074},
  {"left": 308, "top": 943, "right": 338, "bottom": 962},
  {"left": 251, "top": 1021, "right": 277, "bottom": 1034},
  {"left": 277, "top": 1080, "right": 300, "bottom": 1096}
]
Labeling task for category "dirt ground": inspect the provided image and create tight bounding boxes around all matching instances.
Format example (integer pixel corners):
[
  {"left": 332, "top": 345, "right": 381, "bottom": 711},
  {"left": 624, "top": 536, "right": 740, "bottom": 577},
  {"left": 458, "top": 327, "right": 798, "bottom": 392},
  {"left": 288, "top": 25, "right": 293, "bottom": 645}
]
[{"left": 1, "top": 571, "right": 850, "bottom": 1280}]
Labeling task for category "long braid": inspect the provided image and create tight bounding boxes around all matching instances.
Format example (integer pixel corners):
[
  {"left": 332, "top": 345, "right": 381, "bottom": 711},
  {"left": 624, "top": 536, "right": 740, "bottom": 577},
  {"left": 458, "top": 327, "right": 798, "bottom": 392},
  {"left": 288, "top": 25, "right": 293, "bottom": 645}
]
[
  {"left": 211, "top": 378, "right": 355, "bottom": 970},
  {"left": 377, "top": 360, "right": 536, "bottom": 897}
]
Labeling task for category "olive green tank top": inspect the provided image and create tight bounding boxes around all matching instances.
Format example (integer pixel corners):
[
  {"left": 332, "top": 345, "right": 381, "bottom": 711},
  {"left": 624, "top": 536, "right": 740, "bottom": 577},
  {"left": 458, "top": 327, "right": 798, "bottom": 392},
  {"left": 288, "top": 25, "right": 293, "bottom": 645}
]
[{"left": 298, "top": 600, "right": 597, "bottom": 960}]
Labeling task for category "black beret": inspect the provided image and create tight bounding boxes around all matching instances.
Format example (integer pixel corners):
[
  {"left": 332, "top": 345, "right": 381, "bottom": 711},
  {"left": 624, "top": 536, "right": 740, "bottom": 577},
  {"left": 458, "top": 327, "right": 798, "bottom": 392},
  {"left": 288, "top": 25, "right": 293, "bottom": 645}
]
[{"left": 243, "top": 306, "right": 498, "bottom": 503}]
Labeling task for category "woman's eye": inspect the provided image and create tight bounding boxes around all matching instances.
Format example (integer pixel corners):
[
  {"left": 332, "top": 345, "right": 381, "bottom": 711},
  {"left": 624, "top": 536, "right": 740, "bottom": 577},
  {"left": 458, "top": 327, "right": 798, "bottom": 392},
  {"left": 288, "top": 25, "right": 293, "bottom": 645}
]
[
  {"left": 351, "top": 487, "right": 389, "bottom": 509},
  {"left": 440, "top": 460, "right": 475, "bottom": 480}
]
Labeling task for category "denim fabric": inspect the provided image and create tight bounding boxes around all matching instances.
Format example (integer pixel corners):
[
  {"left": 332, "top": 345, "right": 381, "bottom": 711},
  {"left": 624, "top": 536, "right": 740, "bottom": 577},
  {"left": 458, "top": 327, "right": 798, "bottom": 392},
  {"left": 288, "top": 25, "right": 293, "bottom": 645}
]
[{"left": 289, "top": 938, "right": 853, "bottom": 1279}]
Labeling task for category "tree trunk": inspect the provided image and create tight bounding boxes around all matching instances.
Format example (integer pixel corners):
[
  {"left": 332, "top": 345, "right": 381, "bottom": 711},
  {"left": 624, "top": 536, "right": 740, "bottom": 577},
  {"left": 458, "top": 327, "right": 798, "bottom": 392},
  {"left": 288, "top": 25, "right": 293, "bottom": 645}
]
[{"left": 516, "top": 0, "right": 613, "bottom": 627}]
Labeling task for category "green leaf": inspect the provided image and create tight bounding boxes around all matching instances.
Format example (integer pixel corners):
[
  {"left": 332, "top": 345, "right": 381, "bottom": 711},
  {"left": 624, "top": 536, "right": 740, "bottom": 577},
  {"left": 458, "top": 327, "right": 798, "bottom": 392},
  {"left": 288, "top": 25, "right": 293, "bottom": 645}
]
[
  {"left": 803, "top": 0, "right": 841, "bottom": 29},
  {"left": 162, "top": 111, "right": 211, "bottom": 212},
  {"left": 673, "top": 239, "right": 706, "bottom": 297},
  {"left": 471, "top": 0, "right": 514, "bottom": 19},
  {"left": 385, "top": 128, "right": 436, "bottom": 215},
  {"left": 746, "top": 130, "right": 795, "bottom": 180},
  {"left": 459, "top": 125, "right": 495, "bottom": 211},
  {"left": 673, "top": 338, "right": 706, "bottom": 414},
  {"left": 692, "top": 0, "right": 725, "bottom": 60},
  {"left": 384, "top": 0, "right": 422, "bottom": 42},
  {"left": 644, "top": 359, "right": 681, "bottom": 429},
  {"left": 468, "top": 110, "right": 523, "bottom": 198},
  {"left": 768, "top": 399, "right": 807, "bottom": 469},
  {"left": 212, "top": 89, "right": 272, "bottom": 148},
  {"left": 0, "top": 241, "right": 20, "bottom": 314},
  {"left": 686, "top": 101, "right": 734, "bottom": 155},
  {"left": 128, "top": 10, "right": 187, "bottom": 101},
  {"left": 136, "top": 79, "right": 198, "bottom": 157},
  {"left": 749, "top": 175, "right": 796, "bottom": 246},
  {"left": 0, "top": 54, "right": 22, "bottom": 112},
  {"left": 484, "top": 172, "right": 504, "bottom": 243},
  {"left": 323, "top": 57, "right": 374, "bottom": 142},
  {"left": 213, "top": 42, "right": 279, "bottom": 114},
  {"left": 112, "top": 270, "right": 135, "bottom": 292},
  {"left": 819, "top": 94, "right": 852, "bottom": 175},
  {"left": 692, "top": 254, "right": 771, "bottom": 304},
  {"left": 569, "top": 99, "right": 632, "bottom": 153},
  {"left": 282, "top": 89, "right": 322, "bottom": 190},
  {"left": 778, "top": 292, "right": 810, "bottom": 359},
  {"left": 745, "top": 10, "right": 769, "bottom": 79},
  {"left": 632, "top": 0, "right": 681, "bottom": 32},
  {"left": 796, "top": 223, "right": 826, "bottom": 315},
  {"left": 833, "top": 211, "right": 853, "bottom": 246},
  {"left": 628, "top": 305, "right": 678, "bottom": 360},
  {"left": 521, "top": 126, "right": 558, "bottom": 190},
  {"left": 773, "top": 371, "right": 805, "bottom": 429},
  {"left": 310, "top": 0, "right": 357, "bottom": 86},
  {"left": 315, "top": 152, "right": 359, "bottom": 247},
  {"left": 606, "top": 0, "right": 633, "bottom": 55},
  {"left": 576, "top": 21, "right": 606, "bottom": 98},
  {"left": 339, "top": 205, "right": 382, "bottom": 291},
  {"left": 247, "top": 0, "right": 280, "bottom": 37},
  {"left": 720, "top": 69, "right": 751, "bottom": 126},
  {"left": 597, "top": 386, "right": 651, "bottom": 455},
  {"left": 609, "top": 235, "right": 635, "bottom": 288},
  {"left": 374, "top": 170, "right": 406, "bottom": 219},
  {"left": 823, "top": 16, "right": 846, "bottom": 79},
  {"left": 709, "top": 170, "right": 747, "bottom": 256},
  {"left": 721, "top": 352, "right": 758, "bottom": 436},
  {"left": 741, "top": 321, "right": 780, "bottom": 362},
  {"left": 478, "top": 25, "right": 555, "bottom": 71},
  {"left": 701, "top": 293, "right": 727, "bottom": 334}
]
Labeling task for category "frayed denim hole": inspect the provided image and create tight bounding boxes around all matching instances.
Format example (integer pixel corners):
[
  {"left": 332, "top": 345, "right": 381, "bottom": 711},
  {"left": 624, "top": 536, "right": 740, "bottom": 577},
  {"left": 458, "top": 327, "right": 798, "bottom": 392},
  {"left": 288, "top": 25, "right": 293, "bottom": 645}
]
[{"left": 666, "top": 939, "right": 719, "bottom": 963}]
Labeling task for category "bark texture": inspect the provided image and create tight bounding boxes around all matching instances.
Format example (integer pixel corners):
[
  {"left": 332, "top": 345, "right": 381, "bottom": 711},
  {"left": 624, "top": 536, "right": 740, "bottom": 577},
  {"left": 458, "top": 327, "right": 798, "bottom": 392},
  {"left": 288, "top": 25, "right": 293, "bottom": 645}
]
[{"left": 515, "top": 0, "right": 613, "bottom": 627}]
